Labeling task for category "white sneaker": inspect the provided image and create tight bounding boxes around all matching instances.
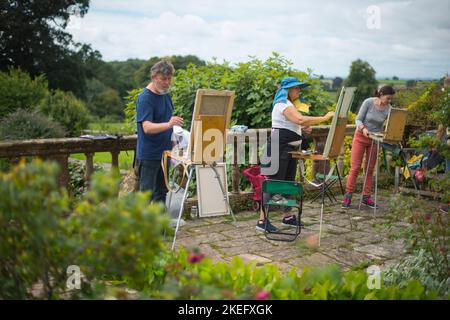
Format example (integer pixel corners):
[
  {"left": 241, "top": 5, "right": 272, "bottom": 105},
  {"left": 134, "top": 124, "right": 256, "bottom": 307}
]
[{"left": 170, "top": 218, "right": 186, "bottom": 228}]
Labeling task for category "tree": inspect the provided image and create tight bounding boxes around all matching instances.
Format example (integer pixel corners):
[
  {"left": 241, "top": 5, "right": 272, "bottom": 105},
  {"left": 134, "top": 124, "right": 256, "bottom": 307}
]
[
  {"left": 392, "top": 76, "right": 399, "bottom": 81},
  {"left": 0, "top": 68, "right": 49, "bottom": 118},
  {"left": 106, "top": 59, "right": 146, "bottom": 98},
  {"left": 90, "top": 88, "right": 124, "bottom": 121},
  {"left": 0, "top": 0, "right": 95, "bottom": 98},
  {"left": 39, "top": 90, "right": 89, "bottom": 137},
  {"left": 344, "top": 59, "right": 378, "bottom": 112},
  {"left": 332, "top": 77, "right": 343, "bottom": 90},
  {"left": 133, "top": 55, "right": 206, "bottom": 87}
]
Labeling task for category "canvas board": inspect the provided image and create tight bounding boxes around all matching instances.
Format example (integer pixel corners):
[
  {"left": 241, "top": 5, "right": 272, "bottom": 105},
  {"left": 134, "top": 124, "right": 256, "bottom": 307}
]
[
  {"left": 383, "top": 108, "right": 408, "bottom": 143},
  {"left": 195, "top": 162, "right": 230, "bottom": 217},
  {"left": 187, "top": 89, "right": 235, "bottom": 164},
  {"left": 322, "top": 87, "right": 356, "bottom": 158}
]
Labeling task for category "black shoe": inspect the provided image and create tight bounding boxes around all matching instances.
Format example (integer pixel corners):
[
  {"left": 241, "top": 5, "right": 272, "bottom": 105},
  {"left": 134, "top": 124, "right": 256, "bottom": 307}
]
[
  {"left": 282, "top": 215, "right": 304, "bottom": 228},
  {"left": 256, "top": 219, "right": 278, "bottom": 232}
]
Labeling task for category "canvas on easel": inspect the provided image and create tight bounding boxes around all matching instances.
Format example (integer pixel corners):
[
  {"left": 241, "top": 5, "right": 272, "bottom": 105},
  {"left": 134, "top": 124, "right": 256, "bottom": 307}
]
[
  {"left": 187, "top": 89, "right": 235, "bottom": 164},
  {"left": 381, "top": 108, "right": 408, "bottom": 143},
  {"left": 322, "top": 86, "right": 356, "bottom": 158},
  {"left": 187, "top": 89, "right": 235, "bottom": 217}
]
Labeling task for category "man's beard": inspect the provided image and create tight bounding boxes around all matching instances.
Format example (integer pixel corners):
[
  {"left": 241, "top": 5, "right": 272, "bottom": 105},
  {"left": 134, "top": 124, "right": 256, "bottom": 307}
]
[{"left": 155, "top": 84, "right": 170, "bottom": 94}]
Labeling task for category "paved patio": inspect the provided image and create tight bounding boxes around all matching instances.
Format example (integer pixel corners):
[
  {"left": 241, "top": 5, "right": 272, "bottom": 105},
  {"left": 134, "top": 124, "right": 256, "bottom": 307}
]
[{"left": 173, "top": 189, "right": 422, "bottom": 273}]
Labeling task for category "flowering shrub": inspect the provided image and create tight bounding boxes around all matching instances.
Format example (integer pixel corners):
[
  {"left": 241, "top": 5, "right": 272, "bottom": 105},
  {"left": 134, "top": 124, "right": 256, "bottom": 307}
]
[{"left": 386, "top": 194, "right": 449, "bottom": 297}]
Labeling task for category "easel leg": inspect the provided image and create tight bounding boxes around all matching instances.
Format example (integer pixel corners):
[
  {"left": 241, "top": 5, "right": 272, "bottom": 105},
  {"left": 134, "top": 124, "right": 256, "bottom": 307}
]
[
  {"left": 171, "top": 166, "right": 194, "bottom": 251},
  {"left": 210, "top": 164, "right": 237, "bottom": 223},
  {"left": 374, "top": 140, "right": 379, "bottom": 216},
  {"left": 335, "top": 159, "right": 344, "bottom": 196},
  {"left": 359, "top": 141, "right": 374, "bottom": 211},
  {"left": 319, "top": 160, "right": 326, "bottom": 247}
]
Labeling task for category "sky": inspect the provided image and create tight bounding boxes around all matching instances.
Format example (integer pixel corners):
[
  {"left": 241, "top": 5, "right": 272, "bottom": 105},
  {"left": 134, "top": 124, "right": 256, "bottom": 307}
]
[{"left": 67, "top": 0, "right": 450, "bottom": 79}]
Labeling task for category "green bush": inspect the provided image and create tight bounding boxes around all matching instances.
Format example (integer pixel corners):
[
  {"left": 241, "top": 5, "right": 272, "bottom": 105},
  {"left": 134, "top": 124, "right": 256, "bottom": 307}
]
[
  {"left": 68, "top": 170, "right": 169, "bottom": 291},
  {"left": 40, "top": 90, "right": 90, "bottom": 137},
  {"left": 383, "top": 249, "right": 449, "bottom": 298},
  {"left": 125, "top": 53, "right": 333, "bottom": 130},
  {"left": 393, "top": 86, "right": 426, "bottom": 109},
  {"left": 150, "top": 249, "right": 437, "bottom": 300},
  {"left": 387, "top": 194, "right": 449, "bottom": 297},
  {"left": 0, "top": 68, "right": 49, "bottom": 118},
  {"left": 0, "top": 108, "right": 66, "bottom": 140},
  {"left": 407, "top": 83, "right": 446, "bottom": 133},
  {"left": 0, "top": 160, "right": 169, "bottom": 299},
  {"left": 0, "top": 160, "right": 72, "bottom": 299}
]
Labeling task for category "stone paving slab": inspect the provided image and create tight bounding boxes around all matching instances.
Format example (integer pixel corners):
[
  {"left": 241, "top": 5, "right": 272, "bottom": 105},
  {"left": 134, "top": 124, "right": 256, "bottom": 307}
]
[{"left": 173, "top": 193, "right": 427, "bottom": 273}]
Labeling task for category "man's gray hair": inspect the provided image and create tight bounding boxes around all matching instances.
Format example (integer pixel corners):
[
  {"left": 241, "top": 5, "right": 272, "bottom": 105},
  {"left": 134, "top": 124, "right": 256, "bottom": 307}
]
[{"left": 150, "top": 60, "right": 175, "bottom": 77}]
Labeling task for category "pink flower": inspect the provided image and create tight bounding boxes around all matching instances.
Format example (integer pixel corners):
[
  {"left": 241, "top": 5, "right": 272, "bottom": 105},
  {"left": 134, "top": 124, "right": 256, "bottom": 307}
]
[
  {"left": 187, "top": 252, "right": 205, "bottom": 264},
  {"left": 424, "top": 213, "right": 432, "bottom": 221},
  {"left": 255, "top": 290, "right": 271, "bottom": 300}
]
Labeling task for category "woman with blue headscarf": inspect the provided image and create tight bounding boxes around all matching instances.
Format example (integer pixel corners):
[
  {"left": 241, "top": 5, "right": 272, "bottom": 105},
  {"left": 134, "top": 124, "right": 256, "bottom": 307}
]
[{"left": 257, "top": 77, "right": 335, "bottom": 232}]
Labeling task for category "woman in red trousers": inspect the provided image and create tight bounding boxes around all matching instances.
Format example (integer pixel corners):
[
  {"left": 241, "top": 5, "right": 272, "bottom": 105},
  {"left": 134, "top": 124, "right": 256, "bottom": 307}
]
[{"left": 342, "top": 85, "right": 395, "bottom": 209}]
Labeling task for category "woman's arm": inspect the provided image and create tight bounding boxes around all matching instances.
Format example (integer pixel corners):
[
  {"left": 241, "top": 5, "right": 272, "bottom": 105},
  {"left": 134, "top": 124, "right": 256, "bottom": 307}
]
[
  {"left": 355, "top": 99, "right": 370, "bottom": 131},
  {"left": 283, "top": 106, "right": 334, "bottom": 126}
]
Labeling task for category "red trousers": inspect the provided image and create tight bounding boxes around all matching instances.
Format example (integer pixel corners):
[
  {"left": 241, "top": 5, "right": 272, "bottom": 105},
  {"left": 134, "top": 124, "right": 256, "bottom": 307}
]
[{"left": 345, "top": 129, "right": 379, "bottom": 196}]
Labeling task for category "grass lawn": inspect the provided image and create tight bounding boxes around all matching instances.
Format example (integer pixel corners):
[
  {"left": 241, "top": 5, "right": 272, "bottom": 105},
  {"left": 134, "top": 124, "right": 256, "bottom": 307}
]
[
  {"left": 87, "top": 122, "right": 135, "bottom": 135},
  {"left": 71, "top": 151, "right": 134, "bottom": 170}
]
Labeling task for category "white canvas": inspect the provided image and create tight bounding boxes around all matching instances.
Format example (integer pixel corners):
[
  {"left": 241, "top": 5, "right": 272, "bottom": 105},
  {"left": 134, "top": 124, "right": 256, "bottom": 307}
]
[{"left": 195, "top": 163, "right": 230, "bottom": 217}]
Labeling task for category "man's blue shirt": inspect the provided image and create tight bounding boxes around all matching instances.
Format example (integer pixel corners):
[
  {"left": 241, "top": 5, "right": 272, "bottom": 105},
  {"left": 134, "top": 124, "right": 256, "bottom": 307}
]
[{"left": 136, "top": 88, "right": 173, "bottom": 160}]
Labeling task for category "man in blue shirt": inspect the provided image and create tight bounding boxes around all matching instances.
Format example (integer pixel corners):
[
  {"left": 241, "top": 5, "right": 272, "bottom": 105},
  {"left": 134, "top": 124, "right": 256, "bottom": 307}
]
[{"left": 136, "top": 60, "right": 183, "bottom": 203}]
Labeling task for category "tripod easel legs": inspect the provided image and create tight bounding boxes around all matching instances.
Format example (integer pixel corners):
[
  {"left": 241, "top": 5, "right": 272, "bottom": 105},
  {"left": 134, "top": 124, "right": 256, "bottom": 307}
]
[
  {"left": 171, "top": 166, "right": 194, "bottom": 251},
  {"left": 171, "top": 163, "right": 235, "bottom": 251},
  {"left": 358, "top": 140, "right": 379, "bottom": 215}
]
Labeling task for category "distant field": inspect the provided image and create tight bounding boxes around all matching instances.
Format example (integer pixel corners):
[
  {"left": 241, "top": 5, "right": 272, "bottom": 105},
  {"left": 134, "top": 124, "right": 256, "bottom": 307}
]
[
  {"left": 87, "top": 122, "right": 135, "bottom": 135},
  {"left": 379, "top": 79, "right": 407, "bottom": 85}
]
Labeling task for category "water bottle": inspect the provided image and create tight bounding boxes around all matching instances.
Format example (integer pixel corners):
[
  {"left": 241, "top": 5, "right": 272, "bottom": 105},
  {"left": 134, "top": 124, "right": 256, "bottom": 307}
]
[{"left": 190, "top": 205, "right": 198, "bottom": 219}]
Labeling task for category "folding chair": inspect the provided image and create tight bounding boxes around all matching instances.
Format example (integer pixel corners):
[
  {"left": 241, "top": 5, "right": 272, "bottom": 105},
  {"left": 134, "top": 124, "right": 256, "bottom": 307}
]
[{"left": 262, "top": 179, "right": 304, "bottom": 242}]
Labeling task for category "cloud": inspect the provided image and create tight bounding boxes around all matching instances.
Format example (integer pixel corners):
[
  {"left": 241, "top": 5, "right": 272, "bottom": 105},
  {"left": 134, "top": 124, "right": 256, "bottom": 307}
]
[{"left": 67, "top": 0, "right": 450, "bottom": 78}]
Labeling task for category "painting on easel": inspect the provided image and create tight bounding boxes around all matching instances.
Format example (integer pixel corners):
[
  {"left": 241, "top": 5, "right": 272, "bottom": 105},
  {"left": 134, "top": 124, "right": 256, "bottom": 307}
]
[{"left": 322, "top": 87, "right": 357, "bottom": 158}]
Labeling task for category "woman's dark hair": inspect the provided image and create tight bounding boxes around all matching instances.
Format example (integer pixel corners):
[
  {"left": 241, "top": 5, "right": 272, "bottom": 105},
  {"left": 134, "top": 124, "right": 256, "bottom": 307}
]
[{"left": 374, "top": 85, "right": 395, "bottom": 97}]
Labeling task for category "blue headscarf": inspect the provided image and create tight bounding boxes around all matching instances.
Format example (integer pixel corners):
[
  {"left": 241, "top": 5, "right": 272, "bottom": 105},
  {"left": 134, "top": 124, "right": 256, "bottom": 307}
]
[{"left": 272, "top": 76, "right": 310, "bottom": 108}]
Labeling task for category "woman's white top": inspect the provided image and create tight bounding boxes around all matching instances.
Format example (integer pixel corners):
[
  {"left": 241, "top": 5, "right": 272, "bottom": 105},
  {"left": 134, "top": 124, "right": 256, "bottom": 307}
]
[{"left": 272, "top": 100, "right": 302, "bottom": 136}]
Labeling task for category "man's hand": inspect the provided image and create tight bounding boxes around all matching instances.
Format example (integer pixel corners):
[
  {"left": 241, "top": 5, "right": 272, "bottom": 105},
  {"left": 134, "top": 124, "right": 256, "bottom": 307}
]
[
  {"left": 303, "top": 126, "right": 312, "bottom": 134},
  {"left": 168, "top": 116, "right": 183, "bottom": 128}
]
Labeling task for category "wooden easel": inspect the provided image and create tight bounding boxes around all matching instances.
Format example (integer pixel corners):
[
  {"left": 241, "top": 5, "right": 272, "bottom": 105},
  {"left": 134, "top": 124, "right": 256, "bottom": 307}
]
[
  {"left": 167, "top": 89, "right": 236, "bottom": 250},
  {"left": 360, "top": 108, "right": 409, "bottom": 214},
  {"left": 290, "top": 86, "right": 356, "bottom": 246}
]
